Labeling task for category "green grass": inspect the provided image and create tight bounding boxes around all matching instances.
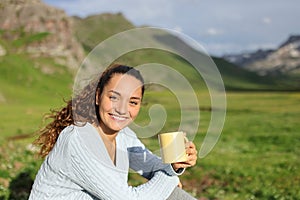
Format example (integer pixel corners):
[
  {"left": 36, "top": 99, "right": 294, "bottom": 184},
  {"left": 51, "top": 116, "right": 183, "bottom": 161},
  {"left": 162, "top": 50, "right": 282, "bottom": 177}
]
[
  {"left": 0, "top": 55, "right": 72, "bottom": 199},
  {"left": 128, "top": 91, "right": 300, "bottom": 199},
  {"left": 1, "top": 51, "right": 299, "bottom": 199},
  {"left": 1, "top": 78, "right": 299, "bottom": 199},
  {"left": 1, "top": 18, "right": 300, "bottom": 199},
  {"left": 0, "top": 53, "right": 73, "bottom": 140},
  {"left": 73, "top": 13, "right": 135, "bottom": 52},
  {"left": 199, "top": 92, "right": 300, "bottom": 199},
  {"left": 12, "top": 32, "right": 50, "bottom": 47}
]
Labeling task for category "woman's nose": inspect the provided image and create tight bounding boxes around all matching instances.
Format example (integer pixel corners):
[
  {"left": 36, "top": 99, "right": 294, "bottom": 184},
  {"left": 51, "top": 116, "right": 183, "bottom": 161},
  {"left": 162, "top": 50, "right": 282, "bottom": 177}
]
[{"left": 114, "top": 100, "right": 127, "bottom": 115}]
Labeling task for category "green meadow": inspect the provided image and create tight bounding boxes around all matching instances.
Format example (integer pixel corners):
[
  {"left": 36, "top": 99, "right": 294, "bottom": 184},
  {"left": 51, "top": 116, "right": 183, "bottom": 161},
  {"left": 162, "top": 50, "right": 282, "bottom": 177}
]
[
  {"left": 129, "top": 91, "right": 300, "bottom": 200},
  {"left": 1, "top": 27, "right": 300, "bottom": 199},
  {"left": 1, "top": 79, "right": 299, "bottom": 199}
]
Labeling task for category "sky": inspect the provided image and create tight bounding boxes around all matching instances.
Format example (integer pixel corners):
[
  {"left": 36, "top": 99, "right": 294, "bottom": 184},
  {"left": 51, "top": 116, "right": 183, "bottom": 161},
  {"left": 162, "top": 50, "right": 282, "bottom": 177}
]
[{"left": 43, "top": 0, "right": 300, "bottom": 56}]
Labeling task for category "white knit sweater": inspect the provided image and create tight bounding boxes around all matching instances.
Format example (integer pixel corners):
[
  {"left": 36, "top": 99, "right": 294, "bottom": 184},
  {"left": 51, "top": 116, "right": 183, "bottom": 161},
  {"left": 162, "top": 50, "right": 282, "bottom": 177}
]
[{"left": 29, "top": 123, "right": 180, "bottom": 200}]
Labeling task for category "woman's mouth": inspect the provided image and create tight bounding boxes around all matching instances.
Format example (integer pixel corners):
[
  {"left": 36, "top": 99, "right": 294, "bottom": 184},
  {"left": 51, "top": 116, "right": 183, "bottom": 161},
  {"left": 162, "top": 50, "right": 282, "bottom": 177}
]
[{"left": 109, "top": 113, "right": 128, "bottom": 121}]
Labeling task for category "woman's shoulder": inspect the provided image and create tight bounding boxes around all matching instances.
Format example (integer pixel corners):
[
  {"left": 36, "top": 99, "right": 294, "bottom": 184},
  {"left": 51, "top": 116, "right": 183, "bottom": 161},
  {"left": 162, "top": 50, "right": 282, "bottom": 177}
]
[
  {"left": 59, "top": 122, "right": 94, "bottom": 136},
  {"left": 56, "top": 123, "right": 94, "bottom": 146},
  {"left": 54, "top": 123, "right": 102, "bottom": 157}
]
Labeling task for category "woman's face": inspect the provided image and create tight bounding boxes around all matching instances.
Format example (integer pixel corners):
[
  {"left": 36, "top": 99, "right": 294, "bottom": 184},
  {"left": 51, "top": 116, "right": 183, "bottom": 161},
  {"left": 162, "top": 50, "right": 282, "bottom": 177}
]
[{"left": 97, "top": 73, "right": 143, "bottom": 134}]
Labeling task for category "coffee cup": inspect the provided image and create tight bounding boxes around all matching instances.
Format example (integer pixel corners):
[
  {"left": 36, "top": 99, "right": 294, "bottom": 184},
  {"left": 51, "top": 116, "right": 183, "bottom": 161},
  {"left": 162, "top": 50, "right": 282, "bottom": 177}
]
[{"left": 158, "top": 131, "right": 188, "bottom": 163}]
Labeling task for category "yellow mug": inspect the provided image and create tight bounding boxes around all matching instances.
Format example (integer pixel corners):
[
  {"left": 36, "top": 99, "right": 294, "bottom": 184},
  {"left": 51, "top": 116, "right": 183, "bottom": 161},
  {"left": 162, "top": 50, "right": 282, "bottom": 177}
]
[{"left": 158, "top": 131, "right": 188, "bottom": 163}]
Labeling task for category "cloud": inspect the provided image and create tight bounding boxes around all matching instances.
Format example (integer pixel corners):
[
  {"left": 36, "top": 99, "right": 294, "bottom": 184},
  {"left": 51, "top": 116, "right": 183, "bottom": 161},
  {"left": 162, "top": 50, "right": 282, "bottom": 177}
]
[
  {"left": 173, "top": 26, "right": 183, "bottom": 33},
  {"left": 206, "top": 28, "right": 224, "bottom": 36},
  {"left": 262, "top": 17, "right": 272, "bottom": 25},
  {"left": 197, "top": 28, "right": 224, "bottom": 38}
]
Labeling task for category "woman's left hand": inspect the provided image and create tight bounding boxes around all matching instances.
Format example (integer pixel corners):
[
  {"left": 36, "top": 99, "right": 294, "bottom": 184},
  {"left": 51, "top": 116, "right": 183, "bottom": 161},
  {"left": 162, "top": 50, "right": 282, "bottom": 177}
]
[{"left": 172, "top": 141, "right": 198, "bottom": 171}]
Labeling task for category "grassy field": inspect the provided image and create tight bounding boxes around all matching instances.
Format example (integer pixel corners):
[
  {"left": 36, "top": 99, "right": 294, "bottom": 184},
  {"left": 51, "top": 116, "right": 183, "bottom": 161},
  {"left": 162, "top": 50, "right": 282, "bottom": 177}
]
[
  {"left": 1, "top": 25, "right": 299, "bottom": 199},
  {"left": 186, "top": 91, "right": 300, "bottom": 199},
  {"left": 1, "top": 9, "right": 300, "bottom": 199},
  {"left": 129, "top": 91, "right": 300, "bottom": 200},
  {"left": 0, "top": 89, "right": 299, "bottom": 199}
]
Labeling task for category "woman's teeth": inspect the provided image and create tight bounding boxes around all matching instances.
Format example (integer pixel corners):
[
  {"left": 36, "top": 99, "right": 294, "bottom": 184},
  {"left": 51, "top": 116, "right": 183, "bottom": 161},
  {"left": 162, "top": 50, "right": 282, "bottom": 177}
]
[{"left": 110, "top": 114, "right": 127, "bottom": 121}]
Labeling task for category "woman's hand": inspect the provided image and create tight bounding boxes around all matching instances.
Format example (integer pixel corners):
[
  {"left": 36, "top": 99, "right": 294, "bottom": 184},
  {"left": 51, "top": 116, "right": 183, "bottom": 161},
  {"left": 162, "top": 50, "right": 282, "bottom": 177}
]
[
  {"left": 178, "top": 180, "right": 183, "bottom": 188},
  {"left": 172, "top": 141, "right": 198, "bottom": 172}
]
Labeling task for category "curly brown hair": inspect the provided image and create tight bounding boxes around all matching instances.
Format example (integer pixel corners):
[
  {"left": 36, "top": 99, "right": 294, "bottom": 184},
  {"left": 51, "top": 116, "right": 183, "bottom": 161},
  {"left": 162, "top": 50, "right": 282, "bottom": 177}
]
[{"left": 34, "top": 63, "right": 145, "bottom": 157}]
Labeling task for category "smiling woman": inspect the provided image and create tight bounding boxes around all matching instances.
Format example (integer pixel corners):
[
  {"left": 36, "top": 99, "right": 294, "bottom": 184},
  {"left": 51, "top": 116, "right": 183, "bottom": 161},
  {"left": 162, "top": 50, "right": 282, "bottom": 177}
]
[
  {"left": 96, "top": 71, "right": 144, "bottom": 135},
  {"left": 29, "top": 63, "right": 198, "bottom": 200}
]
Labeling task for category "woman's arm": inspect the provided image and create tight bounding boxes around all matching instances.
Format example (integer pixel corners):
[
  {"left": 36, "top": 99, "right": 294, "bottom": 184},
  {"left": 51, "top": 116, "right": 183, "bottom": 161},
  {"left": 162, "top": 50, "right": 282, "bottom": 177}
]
[{"left": 66, "top": 129, "right": 179, "bottom": 200}]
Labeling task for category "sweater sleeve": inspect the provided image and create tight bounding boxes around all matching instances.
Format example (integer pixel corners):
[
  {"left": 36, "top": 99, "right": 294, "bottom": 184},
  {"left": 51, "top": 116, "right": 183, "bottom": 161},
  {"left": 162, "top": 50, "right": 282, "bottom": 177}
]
[
  {"left": 126, "top": 128, "right": 185, "bottom": 179},
  {"left": 66, "top": 130, "right": 179, "bottom": 200}
]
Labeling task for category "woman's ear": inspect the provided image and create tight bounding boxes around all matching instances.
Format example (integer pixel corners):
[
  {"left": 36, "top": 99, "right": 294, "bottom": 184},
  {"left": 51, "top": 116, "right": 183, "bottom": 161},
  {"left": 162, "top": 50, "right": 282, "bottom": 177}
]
[{"left": 95, "top": 89, "right": 100, "bottom": 105}]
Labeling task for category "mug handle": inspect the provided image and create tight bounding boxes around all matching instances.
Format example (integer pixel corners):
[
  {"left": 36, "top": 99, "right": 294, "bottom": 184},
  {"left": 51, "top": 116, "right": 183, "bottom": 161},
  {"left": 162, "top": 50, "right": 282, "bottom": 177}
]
[{"left": 183, "top": 133, "right": 189, "bottom": 148}]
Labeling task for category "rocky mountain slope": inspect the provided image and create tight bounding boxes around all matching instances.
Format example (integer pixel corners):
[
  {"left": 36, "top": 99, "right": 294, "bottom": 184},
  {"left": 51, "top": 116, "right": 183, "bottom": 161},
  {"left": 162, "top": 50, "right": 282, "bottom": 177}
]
[
  {"left": 223, "top": 35, "right": 300, "bottom": 76},
  {"left": 0, "top": 0, "right": 85, "bottom": 70}
]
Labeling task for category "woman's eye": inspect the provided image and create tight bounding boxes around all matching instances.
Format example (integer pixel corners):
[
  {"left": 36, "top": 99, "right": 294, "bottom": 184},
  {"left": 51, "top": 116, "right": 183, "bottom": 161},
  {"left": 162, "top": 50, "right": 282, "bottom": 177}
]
[
  {"left": 129, "top": 101, "right": 139, "bottom": 106},
  {"left": 109, "top": 96, "right": 118, "bottom": 101}
]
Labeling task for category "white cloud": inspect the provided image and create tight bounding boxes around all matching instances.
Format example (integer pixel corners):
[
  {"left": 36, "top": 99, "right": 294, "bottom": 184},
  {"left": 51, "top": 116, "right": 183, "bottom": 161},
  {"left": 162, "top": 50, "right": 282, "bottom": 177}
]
[
  {"left": 198, "top": 28, "right": 224, "bottom": 37},
  {"left": 206, "top": 28, "right": 224, "bottom": 36},
  {"left": 173, "top": 26, "right": 183, "bottom": 33},
  {"left": 262, "top": 17, "right": 272, "bottom": 25}
]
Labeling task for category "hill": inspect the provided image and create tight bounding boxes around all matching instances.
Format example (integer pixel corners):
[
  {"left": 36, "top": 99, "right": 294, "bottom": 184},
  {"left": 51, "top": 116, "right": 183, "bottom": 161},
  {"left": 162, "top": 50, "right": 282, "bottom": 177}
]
[
  {"left": 0, "top": 0, "right": 299, "bottom": 116},
  {"left": 71, "top": 10, "right": 300, "bottom": 91},
  {"left": 72, "top": 13, "right": 300, "bottom": 91},
  {"left": 72, "top": 13, "right": 135, "bottom": 52}
]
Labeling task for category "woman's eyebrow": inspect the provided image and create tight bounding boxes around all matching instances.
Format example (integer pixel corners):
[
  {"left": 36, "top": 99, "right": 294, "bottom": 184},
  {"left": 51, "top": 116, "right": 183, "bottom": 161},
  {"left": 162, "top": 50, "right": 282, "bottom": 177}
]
[
  {"left": 130, "top": 96, "right": 142, "bottom": 100},
  {"left": 108, "top": 90, "right": 121, "bottom": 96},
  {"left": 109, "top": 90, "right": 141, "bottom": 100}
]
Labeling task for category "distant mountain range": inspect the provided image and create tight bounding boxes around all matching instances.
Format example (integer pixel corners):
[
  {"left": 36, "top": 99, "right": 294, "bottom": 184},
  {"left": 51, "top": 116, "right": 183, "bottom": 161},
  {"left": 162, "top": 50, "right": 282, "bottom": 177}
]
[{"left": 223, "top": 35, "right": 300, "bottom": 76}]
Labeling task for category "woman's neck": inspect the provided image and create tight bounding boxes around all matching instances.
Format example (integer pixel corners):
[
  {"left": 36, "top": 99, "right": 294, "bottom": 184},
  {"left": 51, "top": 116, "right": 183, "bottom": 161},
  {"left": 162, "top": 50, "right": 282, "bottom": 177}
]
[
  {"left": 93, "top": 123, "right": 117, "bottom": 165},
  {"left": 94, "top": 123, "right": 118, "bottom": 141}
]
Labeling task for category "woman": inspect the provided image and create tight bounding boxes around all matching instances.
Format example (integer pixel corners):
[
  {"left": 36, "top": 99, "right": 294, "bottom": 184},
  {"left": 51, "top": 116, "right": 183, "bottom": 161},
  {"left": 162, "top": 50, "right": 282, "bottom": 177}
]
[{"left": 29, "top": 64, "right": 198, "bottom": 200}]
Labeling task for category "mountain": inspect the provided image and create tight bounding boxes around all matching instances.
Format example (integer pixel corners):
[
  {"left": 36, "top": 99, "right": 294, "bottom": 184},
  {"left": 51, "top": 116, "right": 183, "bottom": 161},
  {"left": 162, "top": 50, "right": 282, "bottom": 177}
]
[
  {"left": 223, "top": 35, "right": 300, "bottom": 76},
  {"left": 0, "top": 0, "right": 82, "bottom": 105},
  {"left": 71, "top": 14, "right": 281, "bottom": 91},
  {"left": 72, "top": 13, "right": 135, "bottom": 52},
  {"left": 0, "top": 0, "right": 299, "bottom": 93},
  {"left": 223, "top": 49, "right": 274, "bottom": 69},
  {"left": 0, "top": 0, "right": 85, "bottom": 71}
]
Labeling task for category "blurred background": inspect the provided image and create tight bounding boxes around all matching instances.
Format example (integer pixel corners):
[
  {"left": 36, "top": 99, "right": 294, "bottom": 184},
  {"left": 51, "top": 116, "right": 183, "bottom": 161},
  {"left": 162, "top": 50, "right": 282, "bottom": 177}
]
[{"left": 0, "top": 0, "right": 299, "bottom": 199}]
